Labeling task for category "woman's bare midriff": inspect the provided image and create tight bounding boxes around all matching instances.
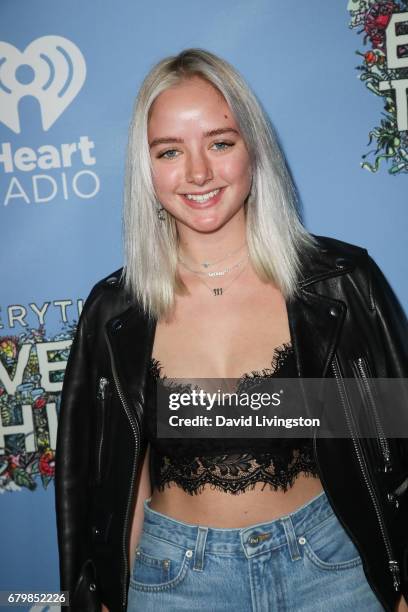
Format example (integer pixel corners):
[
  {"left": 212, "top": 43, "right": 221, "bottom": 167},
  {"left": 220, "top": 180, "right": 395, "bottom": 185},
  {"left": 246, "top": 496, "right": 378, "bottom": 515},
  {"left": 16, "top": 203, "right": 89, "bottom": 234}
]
[{"left": 149, "top": 474, "right": 324, "bottom": 527}]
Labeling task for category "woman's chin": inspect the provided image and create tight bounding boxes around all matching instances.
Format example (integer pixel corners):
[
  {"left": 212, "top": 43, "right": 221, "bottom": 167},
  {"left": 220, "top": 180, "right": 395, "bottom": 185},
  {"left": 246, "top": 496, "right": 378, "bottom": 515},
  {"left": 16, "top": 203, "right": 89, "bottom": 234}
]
[{"left": 178, "top": 213, "right": 226, "bottom": 234}]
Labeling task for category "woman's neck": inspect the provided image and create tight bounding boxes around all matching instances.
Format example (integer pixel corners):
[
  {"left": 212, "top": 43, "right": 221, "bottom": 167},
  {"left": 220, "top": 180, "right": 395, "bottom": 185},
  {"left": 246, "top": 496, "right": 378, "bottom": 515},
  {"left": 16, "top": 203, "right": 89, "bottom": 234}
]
[{"left": 176, "top": 210, "right": 247, "bottom": 265}]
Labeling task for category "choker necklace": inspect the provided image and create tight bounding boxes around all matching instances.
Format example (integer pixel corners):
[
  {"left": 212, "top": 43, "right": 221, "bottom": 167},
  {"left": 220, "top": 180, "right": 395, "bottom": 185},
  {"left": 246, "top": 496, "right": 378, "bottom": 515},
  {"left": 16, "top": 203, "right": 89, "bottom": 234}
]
[
  {"left": 178, "top": 242, "right": 247, "bottom": 269},
  {"left": 179, "top": 253, "right": 249, "bottom": 278}
]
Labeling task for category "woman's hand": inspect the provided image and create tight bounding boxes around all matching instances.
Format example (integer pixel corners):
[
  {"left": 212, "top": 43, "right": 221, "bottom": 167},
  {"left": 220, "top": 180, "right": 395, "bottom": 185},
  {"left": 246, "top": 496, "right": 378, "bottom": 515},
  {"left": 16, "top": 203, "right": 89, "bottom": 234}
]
[
  {"left": 101, "top": 605, "right": 109, "bottom": 612},
  {"left": 396, "top": 594, "right": 408, "bottom": 611}
]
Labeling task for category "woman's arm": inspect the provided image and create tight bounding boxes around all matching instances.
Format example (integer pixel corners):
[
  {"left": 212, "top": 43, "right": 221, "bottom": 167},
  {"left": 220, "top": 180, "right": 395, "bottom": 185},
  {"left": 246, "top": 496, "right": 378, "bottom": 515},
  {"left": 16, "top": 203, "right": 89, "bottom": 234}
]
[
  {"left": 101, "top": 443, "right": 152, "bottom": 612},
  {"left": 55, "top": 300, "right": 94, "bottom": 603}
]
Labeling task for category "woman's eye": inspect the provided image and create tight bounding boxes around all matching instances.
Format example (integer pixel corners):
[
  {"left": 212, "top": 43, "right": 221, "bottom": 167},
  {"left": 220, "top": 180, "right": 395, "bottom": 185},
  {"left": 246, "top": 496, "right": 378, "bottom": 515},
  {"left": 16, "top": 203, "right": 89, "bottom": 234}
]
[
  {"left": 212, "top": 141, "right": 234, "bottom": 151},
  {"left": 157, "top": 149, "right": 179, "bottom": 159}
]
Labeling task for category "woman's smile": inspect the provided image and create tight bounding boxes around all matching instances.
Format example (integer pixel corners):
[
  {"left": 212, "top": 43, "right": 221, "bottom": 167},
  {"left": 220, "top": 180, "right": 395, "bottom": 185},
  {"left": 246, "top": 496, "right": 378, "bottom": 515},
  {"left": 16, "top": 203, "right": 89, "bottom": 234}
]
[{"left": 179, "top": 186, "right": 225, "bottom": 209}]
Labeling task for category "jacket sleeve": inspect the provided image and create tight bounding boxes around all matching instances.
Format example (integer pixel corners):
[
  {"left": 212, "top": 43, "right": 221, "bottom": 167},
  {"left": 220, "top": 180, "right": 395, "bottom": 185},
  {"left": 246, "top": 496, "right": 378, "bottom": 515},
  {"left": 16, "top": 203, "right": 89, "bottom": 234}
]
[
  {"left": 54, "top": 298, "right": 98, "bottom": 608},
  {"left": 366, "top": 252, "right": 408, "bottom": 459},
  {"left": 367, "top": 253, "right": 408, "bottom": 378},
  {"left": 366, "top": 253, "right": 408, "bottom": 600}
]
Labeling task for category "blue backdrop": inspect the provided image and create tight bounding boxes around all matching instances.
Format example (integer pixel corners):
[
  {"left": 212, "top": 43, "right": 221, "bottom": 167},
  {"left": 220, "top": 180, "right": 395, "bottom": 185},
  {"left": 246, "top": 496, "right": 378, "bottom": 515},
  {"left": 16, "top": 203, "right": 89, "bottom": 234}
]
[{"left": 1, "top": 1, "right": 407, "bottom": 609}]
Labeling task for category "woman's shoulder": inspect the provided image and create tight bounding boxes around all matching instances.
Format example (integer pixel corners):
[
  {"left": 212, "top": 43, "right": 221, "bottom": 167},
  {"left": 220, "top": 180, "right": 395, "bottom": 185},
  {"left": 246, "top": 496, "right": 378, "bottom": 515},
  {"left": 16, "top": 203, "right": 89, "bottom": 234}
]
[
  {"left": 303, "top": 236, "right": 406, "bottom": 323},
  {"left": 91, "top": 267, "right": 125, "bottom": 291},
  {"left": 309, "top": 234, "right": 368, "bottom": 262},
  {"left": 79, "top": 266, "right": 135, "bottom": 327},
  {"left": 299, "top": 234, "right": 370, "bottom": 284}
]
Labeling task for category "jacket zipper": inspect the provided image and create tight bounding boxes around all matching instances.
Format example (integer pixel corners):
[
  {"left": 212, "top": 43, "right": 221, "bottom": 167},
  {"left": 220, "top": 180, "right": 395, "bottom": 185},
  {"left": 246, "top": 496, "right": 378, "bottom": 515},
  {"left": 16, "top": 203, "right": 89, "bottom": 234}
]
[
  {"left": 96, "top": 377, "right": 109, "bottom": 485},
  {"left": 332, "top": 354, "right": 400, "bottom": 592},
  {"left": 104, "top": 328, "right": 141, "bottom": 610},
  {"left": 353, "top": 356, "right": 392, "bottom": 473}
]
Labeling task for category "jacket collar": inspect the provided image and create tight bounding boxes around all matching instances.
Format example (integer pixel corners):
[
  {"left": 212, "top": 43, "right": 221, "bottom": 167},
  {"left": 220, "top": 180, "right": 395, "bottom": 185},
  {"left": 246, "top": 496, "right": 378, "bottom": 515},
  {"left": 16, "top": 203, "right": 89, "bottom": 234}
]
[
  {"left": 105, "top": 254, "right": 352, "bottom": 407},
  {"left": 289, "top": 249, "right": 352, "bottom": 377}
]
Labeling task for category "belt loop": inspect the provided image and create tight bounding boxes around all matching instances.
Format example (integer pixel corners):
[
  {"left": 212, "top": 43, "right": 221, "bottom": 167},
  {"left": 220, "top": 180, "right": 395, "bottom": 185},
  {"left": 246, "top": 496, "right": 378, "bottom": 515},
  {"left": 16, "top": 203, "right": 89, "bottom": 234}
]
[
  {"left": 193, "top": 526, "right": 208, "bottom": 572},
  {"left": 281, "top": 516, "right": 301, "bottom": 561}
]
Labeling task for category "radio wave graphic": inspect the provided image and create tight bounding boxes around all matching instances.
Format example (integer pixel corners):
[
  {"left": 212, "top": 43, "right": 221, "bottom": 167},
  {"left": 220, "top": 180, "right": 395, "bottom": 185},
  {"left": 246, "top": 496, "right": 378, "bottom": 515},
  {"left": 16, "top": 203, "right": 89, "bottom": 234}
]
[{"left": 0, "top": 35, "right": 86, "bottom": 133}]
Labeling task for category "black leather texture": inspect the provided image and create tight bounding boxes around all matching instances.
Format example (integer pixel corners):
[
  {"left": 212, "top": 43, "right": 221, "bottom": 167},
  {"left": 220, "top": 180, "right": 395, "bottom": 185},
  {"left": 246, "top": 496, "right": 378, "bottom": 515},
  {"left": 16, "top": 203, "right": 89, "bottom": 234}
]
[{"left": 54, "top": 235, "right": 408, "bottom": 612}]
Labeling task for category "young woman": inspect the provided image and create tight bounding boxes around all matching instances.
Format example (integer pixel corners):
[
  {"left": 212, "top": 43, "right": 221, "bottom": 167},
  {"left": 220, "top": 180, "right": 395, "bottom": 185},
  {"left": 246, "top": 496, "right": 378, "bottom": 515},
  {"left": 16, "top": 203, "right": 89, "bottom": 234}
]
[{"left": 55, "top": 49, "right": 408, "bottom": 612}]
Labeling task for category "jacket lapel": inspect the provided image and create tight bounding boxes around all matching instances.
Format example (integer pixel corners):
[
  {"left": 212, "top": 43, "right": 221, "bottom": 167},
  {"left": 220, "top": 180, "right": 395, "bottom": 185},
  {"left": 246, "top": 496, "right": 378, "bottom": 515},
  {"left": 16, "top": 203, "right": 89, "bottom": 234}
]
[
  {"left": 289, "top": 247, "right": 353, "bottom": 378},
  {"left": 105, "top": 304, "right": 157, "bottom": 410},
  {"left": 287, "top": 288, "right": 346, "bottom": 378}
]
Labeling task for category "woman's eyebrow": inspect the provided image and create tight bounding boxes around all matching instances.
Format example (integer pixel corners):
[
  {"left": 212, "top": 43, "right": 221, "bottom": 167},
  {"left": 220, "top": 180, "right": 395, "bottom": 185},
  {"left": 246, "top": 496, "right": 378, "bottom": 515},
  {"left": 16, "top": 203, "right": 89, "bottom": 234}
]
[
  {"left": 204, "top": 127, "right": 239, "bottom": 138},
  {"left": 149, "top": 127, "right": 239, "bottom": 148}
]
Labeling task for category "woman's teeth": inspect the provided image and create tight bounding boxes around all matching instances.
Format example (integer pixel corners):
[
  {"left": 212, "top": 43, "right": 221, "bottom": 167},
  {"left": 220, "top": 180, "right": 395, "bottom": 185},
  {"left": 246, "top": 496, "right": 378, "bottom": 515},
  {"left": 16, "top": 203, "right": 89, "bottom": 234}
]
[{"left": 185, "top": 188, "right": 220, "bottom": 202}]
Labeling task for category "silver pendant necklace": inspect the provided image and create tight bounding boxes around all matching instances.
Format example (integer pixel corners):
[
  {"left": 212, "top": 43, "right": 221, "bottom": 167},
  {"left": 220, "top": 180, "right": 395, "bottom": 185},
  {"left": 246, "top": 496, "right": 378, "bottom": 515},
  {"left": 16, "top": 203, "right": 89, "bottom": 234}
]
[
  {"left": 179, "top": 253, "right": 249, "bottom": 278},
  {"left": 178, "top": 242, "right": 247, "bottom": 270},
  {"left": 198, "top": 258, "right": 249, "bottom": 296}
]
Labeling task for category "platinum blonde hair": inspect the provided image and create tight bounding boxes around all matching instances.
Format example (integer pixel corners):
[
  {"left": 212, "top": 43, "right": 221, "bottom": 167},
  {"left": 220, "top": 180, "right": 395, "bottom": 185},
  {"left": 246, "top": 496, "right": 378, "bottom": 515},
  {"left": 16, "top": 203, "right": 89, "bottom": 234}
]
[{"left": 121, "top": 48, "right": 319, "bottom": 319}]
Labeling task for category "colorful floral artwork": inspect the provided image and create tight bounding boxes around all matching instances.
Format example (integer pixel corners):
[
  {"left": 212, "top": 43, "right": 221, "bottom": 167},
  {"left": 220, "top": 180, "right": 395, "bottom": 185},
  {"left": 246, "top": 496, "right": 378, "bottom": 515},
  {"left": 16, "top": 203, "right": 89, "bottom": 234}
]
[
  {"left": 348, "top": 0, "right": 408, "bottom": 173},
  {"left": 0, "top": 322, "right": 76, "bottom": 492}
]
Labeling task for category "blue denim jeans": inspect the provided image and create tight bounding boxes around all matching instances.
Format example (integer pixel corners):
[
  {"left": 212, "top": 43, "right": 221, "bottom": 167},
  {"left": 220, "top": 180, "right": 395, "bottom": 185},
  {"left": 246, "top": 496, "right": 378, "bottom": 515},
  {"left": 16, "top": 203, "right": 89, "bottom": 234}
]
[{"left": 127, "top": 490, "right": 385, "bottom": 611}]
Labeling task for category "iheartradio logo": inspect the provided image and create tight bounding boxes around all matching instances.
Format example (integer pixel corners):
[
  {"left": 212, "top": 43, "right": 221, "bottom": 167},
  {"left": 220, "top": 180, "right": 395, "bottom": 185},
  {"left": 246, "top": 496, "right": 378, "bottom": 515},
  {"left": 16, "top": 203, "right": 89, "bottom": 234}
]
[{"left": 0, "top": 35, "right": 86, "bottom": 134}]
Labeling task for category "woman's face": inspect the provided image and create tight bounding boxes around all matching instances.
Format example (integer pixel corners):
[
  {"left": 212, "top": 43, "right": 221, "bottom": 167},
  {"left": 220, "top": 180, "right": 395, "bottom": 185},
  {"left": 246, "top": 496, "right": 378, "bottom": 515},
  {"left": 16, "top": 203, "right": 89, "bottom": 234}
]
[{"left": 148, "top": 76, "right": 252, "bottom": 234}]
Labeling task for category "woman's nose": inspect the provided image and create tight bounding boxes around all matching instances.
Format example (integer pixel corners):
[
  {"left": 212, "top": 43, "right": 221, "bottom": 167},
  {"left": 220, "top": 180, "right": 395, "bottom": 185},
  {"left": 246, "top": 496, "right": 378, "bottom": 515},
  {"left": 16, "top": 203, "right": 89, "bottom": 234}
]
[{"left": 185, "top": 152, "right": 213, "bottom": 185}]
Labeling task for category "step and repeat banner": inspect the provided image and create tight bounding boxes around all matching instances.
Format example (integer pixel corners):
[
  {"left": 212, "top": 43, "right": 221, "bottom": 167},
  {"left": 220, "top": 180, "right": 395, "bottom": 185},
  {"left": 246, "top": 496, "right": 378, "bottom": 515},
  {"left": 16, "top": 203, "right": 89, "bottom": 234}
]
[{"left": 1, "top": 1, "right": 407, "bottom": 609}]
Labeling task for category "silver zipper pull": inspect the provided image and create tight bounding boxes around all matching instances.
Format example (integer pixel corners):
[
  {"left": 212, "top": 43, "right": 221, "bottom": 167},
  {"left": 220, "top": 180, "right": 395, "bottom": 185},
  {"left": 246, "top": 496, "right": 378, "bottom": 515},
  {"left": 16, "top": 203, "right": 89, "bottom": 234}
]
[
  {"left": 383, "top": 457, "right": 393, "bottom": 473},
  {"left": 387, "top": 492, "right": 400, "bottom": 510},
  {"left": 98, "top": 377, "right": 109, "bottom": 400},
  {"left": 389, "top": 559, "right": 400, "bottom": 591}
]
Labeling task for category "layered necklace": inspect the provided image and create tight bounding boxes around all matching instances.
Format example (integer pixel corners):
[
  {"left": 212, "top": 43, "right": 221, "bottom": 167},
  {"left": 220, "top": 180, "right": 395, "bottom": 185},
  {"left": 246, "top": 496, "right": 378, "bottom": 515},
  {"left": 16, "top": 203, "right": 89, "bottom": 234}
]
[{"left": 178, "top": 242, "right": 249, "bottom": 296}]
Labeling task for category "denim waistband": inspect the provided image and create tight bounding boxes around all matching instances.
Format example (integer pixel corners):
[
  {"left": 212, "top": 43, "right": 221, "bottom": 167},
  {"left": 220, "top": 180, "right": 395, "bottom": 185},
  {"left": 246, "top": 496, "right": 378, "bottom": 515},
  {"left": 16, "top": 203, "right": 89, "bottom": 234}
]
[{"left": 142, "top": 490, "right": 334, "bottom": 562}]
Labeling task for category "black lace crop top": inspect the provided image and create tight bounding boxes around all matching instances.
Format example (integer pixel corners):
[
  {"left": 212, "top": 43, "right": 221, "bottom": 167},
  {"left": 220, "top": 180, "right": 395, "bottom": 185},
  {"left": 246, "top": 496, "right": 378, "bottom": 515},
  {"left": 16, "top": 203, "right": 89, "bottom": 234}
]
[{"left": 145, "top": 342, "right": 319, "bottom": 495}]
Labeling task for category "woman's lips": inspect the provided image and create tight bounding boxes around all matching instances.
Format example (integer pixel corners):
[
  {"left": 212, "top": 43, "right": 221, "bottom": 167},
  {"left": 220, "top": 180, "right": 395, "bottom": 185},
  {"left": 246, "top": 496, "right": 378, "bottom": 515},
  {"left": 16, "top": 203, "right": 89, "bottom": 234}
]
[{"left": 179, "top": 187, "right": 225, "bottom": 209}]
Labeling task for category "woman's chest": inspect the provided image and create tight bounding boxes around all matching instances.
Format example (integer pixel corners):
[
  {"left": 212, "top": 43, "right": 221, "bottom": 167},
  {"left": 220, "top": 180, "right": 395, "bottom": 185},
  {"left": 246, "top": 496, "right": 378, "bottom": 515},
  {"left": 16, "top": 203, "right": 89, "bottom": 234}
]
[{"left": 151, "top": 287, "right": 291, "bottom": 379}]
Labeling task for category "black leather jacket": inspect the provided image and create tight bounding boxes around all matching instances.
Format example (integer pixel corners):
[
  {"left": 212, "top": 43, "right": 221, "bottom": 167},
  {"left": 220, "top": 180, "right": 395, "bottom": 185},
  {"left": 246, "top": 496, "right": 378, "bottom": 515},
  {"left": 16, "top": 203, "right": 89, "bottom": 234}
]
[{"left": 55, "top": 235, "right": 408, "bottom": 612}]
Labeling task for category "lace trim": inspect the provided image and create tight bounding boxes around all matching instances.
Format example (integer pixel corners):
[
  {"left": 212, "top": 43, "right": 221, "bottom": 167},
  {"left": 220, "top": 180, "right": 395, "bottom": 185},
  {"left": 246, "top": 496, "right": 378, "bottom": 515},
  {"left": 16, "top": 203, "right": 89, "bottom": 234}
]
[
  {"left": 149, "top": 341, "right": 294, "bottom": 391},
  {"left": 147, "top": 342, "right": 320, "bottom": 495},
  {"left": 153, "top": 447, "right": 320, "bottom": 496}
]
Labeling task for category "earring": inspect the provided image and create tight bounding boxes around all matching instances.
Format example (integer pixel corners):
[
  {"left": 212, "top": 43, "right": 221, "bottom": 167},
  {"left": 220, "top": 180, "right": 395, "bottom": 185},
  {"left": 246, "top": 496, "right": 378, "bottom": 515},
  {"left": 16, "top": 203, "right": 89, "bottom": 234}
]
[{"left": 156, "top": 204, "right": 166, "bottom": 221}]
